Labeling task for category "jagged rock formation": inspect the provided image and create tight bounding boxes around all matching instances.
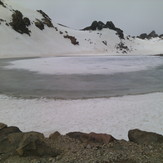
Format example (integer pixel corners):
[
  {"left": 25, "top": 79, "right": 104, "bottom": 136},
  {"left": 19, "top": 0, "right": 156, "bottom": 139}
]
[
  {"left": 10, "top": 10, "right": 31, "bottom": 35},
  {"left": 0, "top": 0, "right": 163, "bottom": 56},
  {"left": 83, "top": 20, "right": 124, "bottom": 39},
  {"left": 138, "top": 30, "right": 163, "bottom": 39},
  {"left": 0, "top": 123, "right": 163, "bottom": 163}
]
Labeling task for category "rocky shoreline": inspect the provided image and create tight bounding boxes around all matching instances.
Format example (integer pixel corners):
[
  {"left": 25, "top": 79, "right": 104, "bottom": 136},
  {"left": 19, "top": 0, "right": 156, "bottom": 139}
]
[{"left": 0, "top": 123, "right": 163, "bottom": 163}]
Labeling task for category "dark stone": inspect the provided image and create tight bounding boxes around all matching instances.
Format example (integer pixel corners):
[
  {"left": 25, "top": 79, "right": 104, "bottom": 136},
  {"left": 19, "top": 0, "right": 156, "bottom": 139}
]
[
  {"left": 83, "top": 20, "right": 124, "bottom": 39},
  {"left": 35, "top": 20, "right": 44, "bottom": 30},
  {"left": 116, "top": 28, "right": 124, "bottom": 39},
  {"left": 10, "top": 10, "right": 31, "bottom": 35},
  {"left": 90, "top": 21, "right": 98, "bottom": 30},
  {"left": 0, "top": 0, "right": 6, "bottom": 7},
  {"left": 83, "top": 21, "right": 105, "bottom": 30},
  {"left": 37, "top": 10, "right": 54, "bottom": 28},
  {"left": 16, "top": 132, "right": 59, "bottom": 157},
  {"left": 128, "top": 129, "right": 163, "bottom": 144},
  {"left": 116, "top": 42, "right": 129, "bottom": 53},
  {"left": 0, "top": 126, "right": 22, "bottom": 154},
  {"left": 0, "top": 123, "right": 7, "bottom": 130},
  {"left": 138, "top": 33, "right": 148, "bottom": 39},
  {"left": 64, "top": 35, "right": 79, "bottom": 45},
  {"left": 67, "top": 132, "right": 116, "bottom": 144},
  {"left": 97, "top": 21, "right": 105, "bottom": 30},
  {"left": 148, "top": 30, "right": 158, "bottom": 39},
  {"left": 0, "top": 126, "right": 21, "bottom": 140},
  {"left": 159, "top": 34, "right": 163, "bottom": 38},
  {"left": 49, "top": 131, "right": 61, "bottom": 140},
  {"left": 23, "top": 17, "right": 30, "bottom": 26},
  {"left": 138, "top": 31, "right": 159, "bottom": 39},
  {"left": 104, "top": 21, "right": 116, "bottom": 30}
]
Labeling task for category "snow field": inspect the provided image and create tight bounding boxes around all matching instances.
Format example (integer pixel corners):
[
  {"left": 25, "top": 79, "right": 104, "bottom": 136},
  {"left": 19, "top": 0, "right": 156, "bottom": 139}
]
[{"left": 0, "top": 93, "right": 162, "bottom": 140}]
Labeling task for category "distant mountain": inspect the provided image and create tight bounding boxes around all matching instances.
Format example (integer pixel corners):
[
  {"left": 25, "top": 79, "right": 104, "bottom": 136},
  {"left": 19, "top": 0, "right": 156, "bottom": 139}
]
[{"left": 0, "top": 0, "right": 163, "bottom": 58}]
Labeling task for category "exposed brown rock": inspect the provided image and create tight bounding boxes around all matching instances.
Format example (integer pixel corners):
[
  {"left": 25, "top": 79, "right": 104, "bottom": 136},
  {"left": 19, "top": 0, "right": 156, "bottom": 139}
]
[
  {"left": 49, "top": 131, "right": 61, "bottom": 140},
  {"left": 66, "top": 132, "right": 116, "bottom": 144},
  {"left": 35, "top": 19, "right": 44, "bottom": 30},
  {"left": 64, "top": 35, "right": 79, "bottom": 45},
  {"left": 128, "top": 129, "right": 163, "bottom": 144},
  {"left": 16, "top": 132, "right": 59, "bottom": 157},
  {"left": 0, "top": 122, "right": 7, "bottom": 130}
]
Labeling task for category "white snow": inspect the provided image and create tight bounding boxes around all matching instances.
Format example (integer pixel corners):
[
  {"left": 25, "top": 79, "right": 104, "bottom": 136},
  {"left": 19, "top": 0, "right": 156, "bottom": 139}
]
[
  {"left": 0, "top": 0, "right": 163, "bottom": 58},
  {"left": 0, "top": 93, "right": 162, "bottom": 140},
  {"left": 6, "top": 56, "right": 163, "bottom": 75}
]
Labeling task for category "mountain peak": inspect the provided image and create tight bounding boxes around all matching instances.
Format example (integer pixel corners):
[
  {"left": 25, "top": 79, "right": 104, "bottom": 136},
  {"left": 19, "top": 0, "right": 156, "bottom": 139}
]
[{"left": 83, "top": 20, "right": 124, "bottom": 39}]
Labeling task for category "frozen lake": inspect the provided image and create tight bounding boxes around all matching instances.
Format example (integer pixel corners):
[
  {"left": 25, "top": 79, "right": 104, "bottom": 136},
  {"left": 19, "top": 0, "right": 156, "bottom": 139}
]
[
  {"left": 0, "top": 56, "right": 163, "bottom": 99},
  {"left": 0, "top": 56, "right": 163, "bottom": 139}
]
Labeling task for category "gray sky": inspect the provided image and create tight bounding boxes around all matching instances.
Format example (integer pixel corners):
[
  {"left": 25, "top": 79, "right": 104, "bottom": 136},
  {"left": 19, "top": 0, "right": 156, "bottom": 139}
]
[{"left": 14, "top": 0, "right": 163, "bottom": 35}]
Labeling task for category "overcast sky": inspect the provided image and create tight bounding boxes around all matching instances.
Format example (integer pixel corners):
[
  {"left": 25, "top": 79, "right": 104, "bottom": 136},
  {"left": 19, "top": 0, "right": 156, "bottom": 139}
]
[{"left": 14, "top": 0, "right": 163, "bottom": 35}]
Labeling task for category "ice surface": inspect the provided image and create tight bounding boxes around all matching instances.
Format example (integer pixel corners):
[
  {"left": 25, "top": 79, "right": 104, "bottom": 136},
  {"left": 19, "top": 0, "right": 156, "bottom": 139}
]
[{"left": 6, "top": 56, "right": 163, "bottom": 75}]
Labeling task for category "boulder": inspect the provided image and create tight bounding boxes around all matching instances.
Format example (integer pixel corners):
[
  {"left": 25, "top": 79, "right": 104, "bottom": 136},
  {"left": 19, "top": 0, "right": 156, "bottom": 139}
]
[
  {"left": 16, "top": 132, "right": 60, "bottom": 157},
  {"left": 0, "top": 122, "right": 7, "bottom": 130},
  {"left": 35, "top": 20, "right": 44, "bottom": 30},
  {"left": 67, "top": 132, "right": 116, "bottom": 144},
  {"left": 0, "top": 126, "right": 21, "bottom": 140},
  {"left": 23, "top": 17, "right": 30, "bottom": 26},
  {"left": 0, "top": 126, "right": 22, "bottom": 154},
  {"left": 88, "top": 132, "right": 116, "bottom": 144},
  {"left": 49, "top": 131, "right": 61, "bottom": 140},
  {"left": 128, "top": 129, "right": 163, "bottom": 144}
]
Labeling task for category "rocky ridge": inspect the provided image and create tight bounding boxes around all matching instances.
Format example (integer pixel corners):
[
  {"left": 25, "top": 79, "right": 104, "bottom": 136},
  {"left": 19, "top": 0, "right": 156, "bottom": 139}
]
[
  {"left": 138, "top": 31, "right": 163, "bottom": 40},
  {"left": 0, "top": 123, "right": 163, "bottom": 163},
  {"left": 83, "top": 21, "right": 124, "bottom": 39}
]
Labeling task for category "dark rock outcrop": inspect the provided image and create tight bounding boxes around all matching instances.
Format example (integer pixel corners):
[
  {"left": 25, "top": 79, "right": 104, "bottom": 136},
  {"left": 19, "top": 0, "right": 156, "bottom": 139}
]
[
  {"left": 0, "top": 122, "right": 7, "bottom": 130},
  {"left": 37, "top": 10, "right": 54, "bottom": 28},
  {"left": 1, "top": 123, "right": 163, "bottom": 163},
  {"left": 64, "top": 35, "right": 79, "bottom": 45},
  {"left": 35, "top": 19, "right": 44, "bottom": 30},
  {"left": 128, "top": 129, "right": 163, "bottom": 144},
  {"left": 139, "top": 33, "right": 148, "bottom": 39},
  {"left": 83, "top": 20, "right": 124, "bottom": 39},
  {"left": 66, "top": 132, "right": 116, "bottom": 144},
  {"left": 0, "top": 123, "right": 60, "bottom": 160},
  {"left": 148, "top": 30, "right": 158, "bottom": 39},
  {"left": 10, "top": 10, "right": 31, "bottom": 35},
  {"left": 116, "top": 42, "right": 129, "bottom": 53},
  {"left": 159, "top": 34, "right": 163, "bottom": 38},
  {"left": 138, "top": 30, "right": 160, "bottom": 39},
  {"left": 49, "top": 131, "right": 61, "bottom": 140},
  {"left": 0, "top": 0, "right": 6, "bottom": 7},
  {"left": 16, "top": 132, "right": 59, "bottom": 157}
]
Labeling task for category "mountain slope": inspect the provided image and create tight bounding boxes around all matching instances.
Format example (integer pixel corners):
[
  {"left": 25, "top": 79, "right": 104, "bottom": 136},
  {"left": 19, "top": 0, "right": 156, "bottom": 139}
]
[{"left": 0, "top": 0, "right": 163, "bottom": 58}]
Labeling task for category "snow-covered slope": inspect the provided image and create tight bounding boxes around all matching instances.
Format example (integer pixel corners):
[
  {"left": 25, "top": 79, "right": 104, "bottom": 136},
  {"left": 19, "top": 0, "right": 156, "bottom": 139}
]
[{"left": 0, "top": 0, "right": 163, "bottom": 58}]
